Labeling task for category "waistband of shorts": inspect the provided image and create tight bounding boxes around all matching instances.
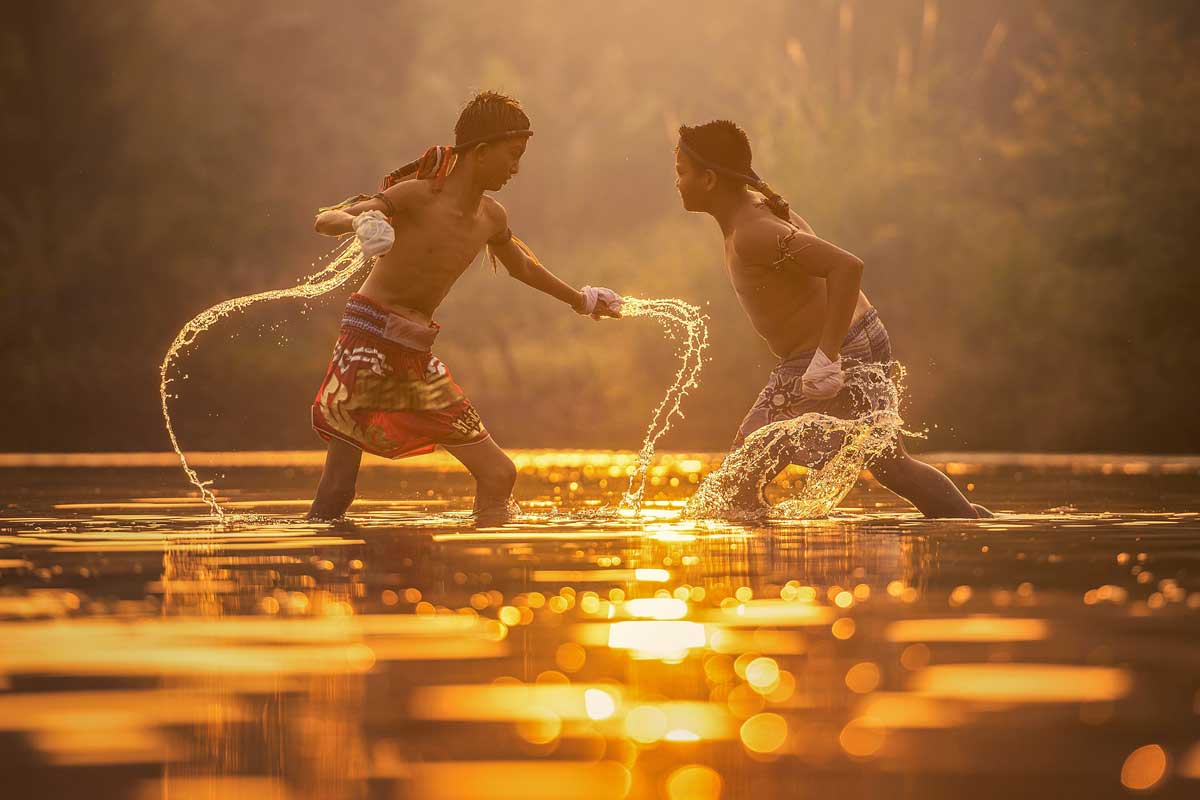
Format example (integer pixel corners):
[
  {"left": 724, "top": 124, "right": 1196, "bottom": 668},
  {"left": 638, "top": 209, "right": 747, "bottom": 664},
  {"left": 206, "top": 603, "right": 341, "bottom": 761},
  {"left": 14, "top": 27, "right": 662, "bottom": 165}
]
[
  {"left": 343, "top": 293, "right": 440, "bottom": 351},
  {"left": 779, "top": 307, "right": 881, "bottom": 366}
]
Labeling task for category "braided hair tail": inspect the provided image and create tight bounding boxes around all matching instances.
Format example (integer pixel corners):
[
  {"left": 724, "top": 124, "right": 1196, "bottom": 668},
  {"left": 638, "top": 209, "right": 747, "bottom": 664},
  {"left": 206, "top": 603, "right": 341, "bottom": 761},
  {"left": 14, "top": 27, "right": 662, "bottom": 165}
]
[
  {"left": 749, "top": 174, "right": 791, "bottom": 222},
  {"left": 317, "top": 146, "right": 459, "bottom": 214}
]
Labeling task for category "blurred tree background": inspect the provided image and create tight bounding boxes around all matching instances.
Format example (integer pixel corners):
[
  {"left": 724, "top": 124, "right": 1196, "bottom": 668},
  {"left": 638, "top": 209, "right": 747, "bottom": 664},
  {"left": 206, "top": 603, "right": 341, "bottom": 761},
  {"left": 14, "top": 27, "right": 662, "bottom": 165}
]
[{"left": 3, "top": 0, "right": 1198, "bottom": 454}]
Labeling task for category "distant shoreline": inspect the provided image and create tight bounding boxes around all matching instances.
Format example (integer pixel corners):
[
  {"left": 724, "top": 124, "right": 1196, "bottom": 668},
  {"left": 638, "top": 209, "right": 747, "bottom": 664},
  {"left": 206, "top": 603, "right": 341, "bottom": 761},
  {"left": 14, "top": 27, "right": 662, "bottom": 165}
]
[{"left": 1, "top": 451, "right": 1197, "bottom": 475}]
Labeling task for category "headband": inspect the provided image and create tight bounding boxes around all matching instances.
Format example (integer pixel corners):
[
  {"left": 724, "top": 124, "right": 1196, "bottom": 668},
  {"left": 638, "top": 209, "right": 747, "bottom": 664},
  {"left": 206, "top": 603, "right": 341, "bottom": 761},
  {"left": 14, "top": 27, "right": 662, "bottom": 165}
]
[
  {"left": 678, "top": 140, "right": 790, "bottom": 220},
  {"left": 454, "top": 128, "right": 534, "bottom": 151},
  {"left": 378, "top": 129, "right": 535, "bottom": 192}
]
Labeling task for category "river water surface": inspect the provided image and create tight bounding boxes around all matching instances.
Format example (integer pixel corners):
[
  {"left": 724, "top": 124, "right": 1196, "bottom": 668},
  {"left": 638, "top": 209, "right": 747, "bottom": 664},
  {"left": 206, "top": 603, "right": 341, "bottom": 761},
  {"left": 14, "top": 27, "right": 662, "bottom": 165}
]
[{"left": 2, "top": 450, "right": 1199, "bottom": 799}]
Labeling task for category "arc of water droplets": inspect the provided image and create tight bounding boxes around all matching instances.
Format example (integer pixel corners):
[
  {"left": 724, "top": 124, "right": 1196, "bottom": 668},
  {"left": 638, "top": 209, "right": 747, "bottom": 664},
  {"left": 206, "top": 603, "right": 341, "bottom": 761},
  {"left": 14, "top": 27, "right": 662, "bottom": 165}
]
[
  {"left": 159, "top": 238, "right": 370, "bottom": 520},
  {"left": 684, "top": 360, "right": 908, "bottom": 520},
  {"left": 617, "top": 297, "right": 709, "bottom": 512}
]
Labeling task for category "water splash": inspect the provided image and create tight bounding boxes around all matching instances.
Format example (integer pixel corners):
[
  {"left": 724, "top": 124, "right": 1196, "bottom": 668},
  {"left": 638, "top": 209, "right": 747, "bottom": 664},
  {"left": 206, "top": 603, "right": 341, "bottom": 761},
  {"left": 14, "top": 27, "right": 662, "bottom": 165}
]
[
  {"left": 618, "top": 298, "right": 709, "bottom": 512},
  {"left": 159, "top": 239, "right": 370, "bottom": 520},
  {"left": 685, "top": 360, "right": 907, "bottom": 520}
]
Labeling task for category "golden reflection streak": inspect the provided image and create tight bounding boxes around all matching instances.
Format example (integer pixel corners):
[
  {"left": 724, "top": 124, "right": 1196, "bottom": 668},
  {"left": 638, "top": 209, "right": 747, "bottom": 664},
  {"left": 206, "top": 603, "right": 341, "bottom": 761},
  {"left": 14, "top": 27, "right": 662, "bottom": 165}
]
[
  {"left": 35, "top": 727, "right": 176, "bottom": 766},
  {"left": 0, "top": 615, "right": 510, "bottom": 679},
  {"left": 404, "top": 762, "right": 631, "bottom": 800},
  {"left": 885, "top": 617, "right": 1050, "bottom": 642},
  {"left": 134, "top": 777, "right": 293, "bottom": 800},
  {"left": 0, "top": 689, "right": 248, "bottom": 730},
  {"left": 606, "top": 620, "right": 707, "bottom": 659},
  {"left": 709, "top": 600, "right": 836, "bottom": 626},
  {"left": 910, "top": 664, "right": 1132, "bottom": 703},
  {"left": 411, "top": 684, "right": 623, "bottom": 721},
  {"left": 531, "top": 568, "right": 668, "bottom": 582},
  {"left": 47, "top": 537, "right": 365, "bottom": 552},
  {"left": 623, "top": 598, "right": 689, "bottom": 619},
  {"left": 853, "top": 692, "right": 966, "bottom": 728},
  {"left": 53, "top": 499, "right": 446, "bottom": 510}
]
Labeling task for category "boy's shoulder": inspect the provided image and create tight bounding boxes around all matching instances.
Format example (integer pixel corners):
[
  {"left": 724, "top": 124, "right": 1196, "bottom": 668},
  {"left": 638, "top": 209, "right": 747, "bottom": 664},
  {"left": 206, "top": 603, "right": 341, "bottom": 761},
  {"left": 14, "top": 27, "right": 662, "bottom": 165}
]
[
  {"left": 480, "top": 194, "right": 509, "bottom": 227},
  {"left": 380, "top": 177, "right": 437, "bottom": 215},
  {"left": 732, "top": 210, "right": 791, "bottom": 264},
  {"left": 480, "top": 193, "right": 506, "bottom": 215}
]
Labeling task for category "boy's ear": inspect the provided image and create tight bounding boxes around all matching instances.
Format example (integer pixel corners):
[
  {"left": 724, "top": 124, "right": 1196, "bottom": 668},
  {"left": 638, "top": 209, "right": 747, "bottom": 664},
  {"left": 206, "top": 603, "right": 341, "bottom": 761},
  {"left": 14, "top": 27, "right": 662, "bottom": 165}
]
[
  {"left": 702, "top": 169, "right": 718, "bottom": 192},
  {"left": 471, "top": 142, "right": 491, "bottom": 161}
]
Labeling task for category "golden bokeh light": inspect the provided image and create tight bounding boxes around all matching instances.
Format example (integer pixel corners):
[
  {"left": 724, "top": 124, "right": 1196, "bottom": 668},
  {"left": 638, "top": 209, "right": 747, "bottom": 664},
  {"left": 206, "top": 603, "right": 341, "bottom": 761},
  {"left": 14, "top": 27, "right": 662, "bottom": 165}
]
[
  {"left": 899, "top": 643, "right": 931, "bottom": 671},
  {"left": 584, "top": 688, "right": 618, "bottom": 721},
  {"left": 839, "top": 716, "right": 886, "bottom": 758},
  {"left": 666, "top": 764, "right": 722, "bottom": 800},
  {"left": 1120, "top": 744, "right": 1168, "bottom": 791},
  {"left": 739, "top": 712, "right": 788, "bottom": 754},
  {"left": 624, "top": 598, "right": 688, "bottom": 620},
  {"left": 845, "top": 661, "right": 882, "bottom": 694},
  {"left": 745, "top": 657, "right": 780, "bottom": 693},
  {"left": 556, "top": 642, "right": 587, "bottom": 673},
  {"left": 515, "top": 707, "right": 562, "bottom": 745},
  {"left": 607, "top": 621, "right": 706, "bottom": 660},
  {"left": 832, "top": 618, "right": 856, "bottom": 640},
  {"left": 625, "top": 705, "right": 669, "bottom": 744}
]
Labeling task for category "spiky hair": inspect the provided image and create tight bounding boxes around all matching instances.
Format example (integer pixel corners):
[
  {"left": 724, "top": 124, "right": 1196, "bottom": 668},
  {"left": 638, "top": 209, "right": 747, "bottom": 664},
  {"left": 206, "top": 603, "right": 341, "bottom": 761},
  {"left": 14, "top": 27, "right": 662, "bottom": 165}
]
[
  {"left": 455, "top": 91, "right": 531, "bottom": 147},
  {"left": 677, "top": 119, "right": 753, "bottom": 176}
]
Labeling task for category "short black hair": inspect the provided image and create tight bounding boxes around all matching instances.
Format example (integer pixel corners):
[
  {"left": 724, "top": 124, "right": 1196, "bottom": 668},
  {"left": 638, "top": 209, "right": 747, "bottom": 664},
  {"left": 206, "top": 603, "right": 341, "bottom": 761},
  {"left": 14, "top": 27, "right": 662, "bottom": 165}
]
[
  {"left": 455, "top": 91, "right": 531, "bottom": 147},
  {"left": 677, "top": 120, "right": 753, "bottom": 176}
]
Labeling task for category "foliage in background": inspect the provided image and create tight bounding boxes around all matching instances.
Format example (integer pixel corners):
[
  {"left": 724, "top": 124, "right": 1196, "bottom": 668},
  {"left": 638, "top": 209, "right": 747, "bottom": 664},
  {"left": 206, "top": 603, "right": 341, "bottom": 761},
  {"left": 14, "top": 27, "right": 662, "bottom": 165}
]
[{"left": 2, "top": 1, "right": 1198, "bottom": 453}]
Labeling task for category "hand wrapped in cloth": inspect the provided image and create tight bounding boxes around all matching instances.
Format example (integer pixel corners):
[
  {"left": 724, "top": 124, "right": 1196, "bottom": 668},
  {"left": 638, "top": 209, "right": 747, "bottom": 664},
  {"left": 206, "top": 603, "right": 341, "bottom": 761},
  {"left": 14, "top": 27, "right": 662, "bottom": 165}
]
[
  {"left": 801, "top": 348, "right": 845, "bottom": 399},
  {"left": 353, "top": 210, "right": 395, "bottom": 259},
  {"left": 577, "top": 286, "right": 623, "bottom": 320}
]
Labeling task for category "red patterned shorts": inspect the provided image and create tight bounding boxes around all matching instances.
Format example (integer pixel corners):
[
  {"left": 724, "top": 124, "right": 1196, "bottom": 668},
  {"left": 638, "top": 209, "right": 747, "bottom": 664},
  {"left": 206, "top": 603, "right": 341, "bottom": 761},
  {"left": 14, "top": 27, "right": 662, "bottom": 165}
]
[{"left": 311, "top": 294, "right": 489, "bottom": 458}]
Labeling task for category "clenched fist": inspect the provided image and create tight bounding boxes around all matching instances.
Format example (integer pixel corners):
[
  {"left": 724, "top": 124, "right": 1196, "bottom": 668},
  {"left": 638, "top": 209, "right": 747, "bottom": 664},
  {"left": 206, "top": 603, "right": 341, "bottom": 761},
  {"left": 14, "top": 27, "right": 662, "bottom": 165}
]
[{"left": 353, "top": 210, "right": 395, "bottom": 259}]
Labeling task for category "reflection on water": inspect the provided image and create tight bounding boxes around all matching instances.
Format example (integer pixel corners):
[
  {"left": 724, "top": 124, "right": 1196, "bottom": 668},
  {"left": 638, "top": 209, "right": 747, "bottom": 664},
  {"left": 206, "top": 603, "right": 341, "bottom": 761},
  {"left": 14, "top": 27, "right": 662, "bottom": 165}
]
[{"left": 2, "top": 451, "right": 1200, "bottom": 799}]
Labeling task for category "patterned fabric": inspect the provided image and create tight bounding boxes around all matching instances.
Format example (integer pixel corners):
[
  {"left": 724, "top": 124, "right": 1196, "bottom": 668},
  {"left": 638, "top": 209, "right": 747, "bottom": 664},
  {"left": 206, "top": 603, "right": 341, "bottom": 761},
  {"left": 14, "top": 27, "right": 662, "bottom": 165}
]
[
  {"left": 312, "top": 294, "right": 488, "bottom": 458},
  {"left": 734, "top": 308, "right": 893, "bottom": 447}
]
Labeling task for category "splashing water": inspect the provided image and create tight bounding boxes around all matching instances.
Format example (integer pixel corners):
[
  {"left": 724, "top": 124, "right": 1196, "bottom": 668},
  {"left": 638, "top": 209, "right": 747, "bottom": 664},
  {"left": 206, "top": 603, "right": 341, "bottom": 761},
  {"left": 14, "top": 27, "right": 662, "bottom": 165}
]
[
  {"left": 685, "top": 360, "right": 908, "bottom": 520},
  {"left": 618, "top": 297, "right": 709, "bottom": 512},
  {"left": 159, "top": 239, "right": 370, "bottom": 520}
]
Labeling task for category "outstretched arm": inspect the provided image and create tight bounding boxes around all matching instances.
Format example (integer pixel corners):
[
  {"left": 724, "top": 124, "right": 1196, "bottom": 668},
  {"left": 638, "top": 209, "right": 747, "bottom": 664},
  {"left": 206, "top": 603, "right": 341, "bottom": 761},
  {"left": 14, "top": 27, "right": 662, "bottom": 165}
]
[
  {"left": 488, "top": 203, "right": 620, "bottom": 318},
  {"left": 313, "top": 183, "right": 411, "bottom": 236}
]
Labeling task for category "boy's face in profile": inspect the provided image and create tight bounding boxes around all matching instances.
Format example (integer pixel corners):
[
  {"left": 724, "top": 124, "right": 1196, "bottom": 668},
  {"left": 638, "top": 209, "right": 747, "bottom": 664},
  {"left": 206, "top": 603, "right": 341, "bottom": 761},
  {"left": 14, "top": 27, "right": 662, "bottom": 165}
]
[
  {"left": 674, "top": 148, "right": 708, "bottom": 212},
  {"left": 477, "top": 137, "right": 528, "bottom": 191}
]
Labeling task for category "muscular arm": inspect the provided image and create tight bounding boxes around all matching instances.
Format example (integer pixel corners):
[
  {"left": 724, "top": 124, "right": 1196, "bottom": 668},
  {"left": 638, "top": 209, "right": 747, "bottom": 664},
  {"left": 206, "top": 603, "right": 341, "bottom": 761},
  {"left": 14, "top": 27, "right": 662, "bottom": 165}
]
[
  {"left": 313, "top": 183, "right": 411, "bottom": 236},
  {"left": 736, "top": 222, "right": 864, "bottom": 359},
  {"left": 487, "top": 203, "right": 586, "bottom": 311}
]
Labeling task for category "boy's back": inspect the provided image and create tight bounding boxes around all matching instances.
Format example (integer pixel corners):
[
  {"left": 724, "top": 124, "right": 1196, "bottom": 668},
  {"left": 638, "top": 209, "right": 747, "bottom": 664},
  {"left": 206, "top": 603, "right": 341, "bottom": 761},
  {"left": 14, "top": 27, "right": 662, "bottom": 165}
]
[{"left": 722, "top": 198, "right": 874, "bottom": 359}]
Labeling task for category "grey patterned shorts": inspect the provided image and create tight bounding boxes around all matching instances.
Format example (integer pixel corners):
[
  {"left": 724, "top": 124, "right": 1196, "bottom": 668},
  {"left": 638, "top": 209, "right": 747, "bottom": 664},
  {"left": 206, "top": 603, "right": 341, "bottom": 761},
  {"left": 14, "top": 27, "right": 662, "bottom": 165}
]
[{"left": 734, "top": 308, "right": 893, "bottom": 447}]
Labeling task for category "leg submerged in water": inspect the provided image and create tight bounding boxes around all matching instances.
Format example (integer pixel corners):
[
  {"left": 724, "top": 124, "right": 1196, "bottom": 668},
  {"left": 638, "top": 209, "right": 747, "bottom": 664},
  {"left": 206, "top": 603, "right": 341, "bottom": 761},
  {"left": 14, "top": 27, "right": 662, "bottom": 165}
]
[
  {"left": 722, "top": 427, "right": 989, "bottom": 519},
  {"left": 308, "top": 438, "right": 363, "bottom": 520},
  {"left": 868, "top": 436, "right": 986, "bottom": 518},
  {"left": 445, "top": 436, "right": 519, "bottom": 519}
]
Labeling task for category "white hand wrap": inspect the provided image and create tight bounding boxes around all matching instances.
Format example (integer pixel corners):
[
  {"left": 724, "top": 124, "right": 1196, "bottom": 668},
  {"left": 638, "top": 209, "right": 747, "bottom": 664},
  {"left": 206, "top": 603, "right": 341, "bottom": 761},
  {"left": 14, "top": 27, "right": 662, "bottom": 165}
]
[
  {"left": 353, "top": 210, "right": 395, "bottom": 259},
  {"left": 578, "top": 285, "right": 623, "bottom": 319},
  {"left": 801, "top": 348, "right": 845, "bottom": 400}
]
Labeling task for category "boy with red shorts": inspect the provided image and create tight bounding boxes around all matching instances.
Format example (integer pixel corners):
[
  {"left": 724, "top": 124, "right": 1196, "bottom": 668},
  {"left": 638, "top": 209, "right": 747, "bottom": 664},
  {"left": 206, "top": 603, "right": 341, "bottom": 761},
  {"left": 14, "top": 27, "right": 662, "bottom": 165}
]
[{"left": 309, "top": 92, "right": 620, "bottom": 519}]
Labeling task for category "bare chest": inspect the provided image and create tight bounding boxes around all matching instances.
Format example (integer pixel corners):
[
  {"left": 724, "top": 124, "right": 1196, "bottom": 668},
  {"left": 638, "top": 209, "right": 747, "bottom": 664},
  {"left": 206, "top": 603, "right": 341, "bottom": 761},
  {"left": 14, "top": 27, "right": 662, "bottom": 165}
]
[{"left": 397, "top": 203, "right": 492, "bottom": 270}]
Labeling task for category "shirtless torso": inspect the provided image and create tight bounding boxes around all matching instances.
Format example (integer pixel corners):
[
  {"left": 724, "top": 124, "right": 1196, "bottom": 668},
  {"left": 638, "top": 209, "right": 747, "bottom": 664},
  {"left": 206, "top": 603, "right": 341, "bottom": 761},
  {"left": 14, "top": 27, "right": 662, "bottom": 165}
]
[
  {"left": 723, "top": 197, "right": 873, "bottom": 359},
  {"left": 353, "top": 179, "right": 507, "bottom": 321}
]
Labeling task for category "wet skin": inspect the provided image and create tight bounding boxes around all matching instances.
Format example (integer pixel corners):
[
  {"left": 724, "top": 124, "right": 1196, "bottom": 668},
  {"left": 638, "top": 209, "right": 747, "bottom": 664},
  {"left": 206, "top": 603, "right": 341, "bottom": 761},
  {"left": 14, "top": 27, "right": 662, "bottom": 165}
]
[{"left": 674, "top": 149, "right": 984, "bottom": 518}]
